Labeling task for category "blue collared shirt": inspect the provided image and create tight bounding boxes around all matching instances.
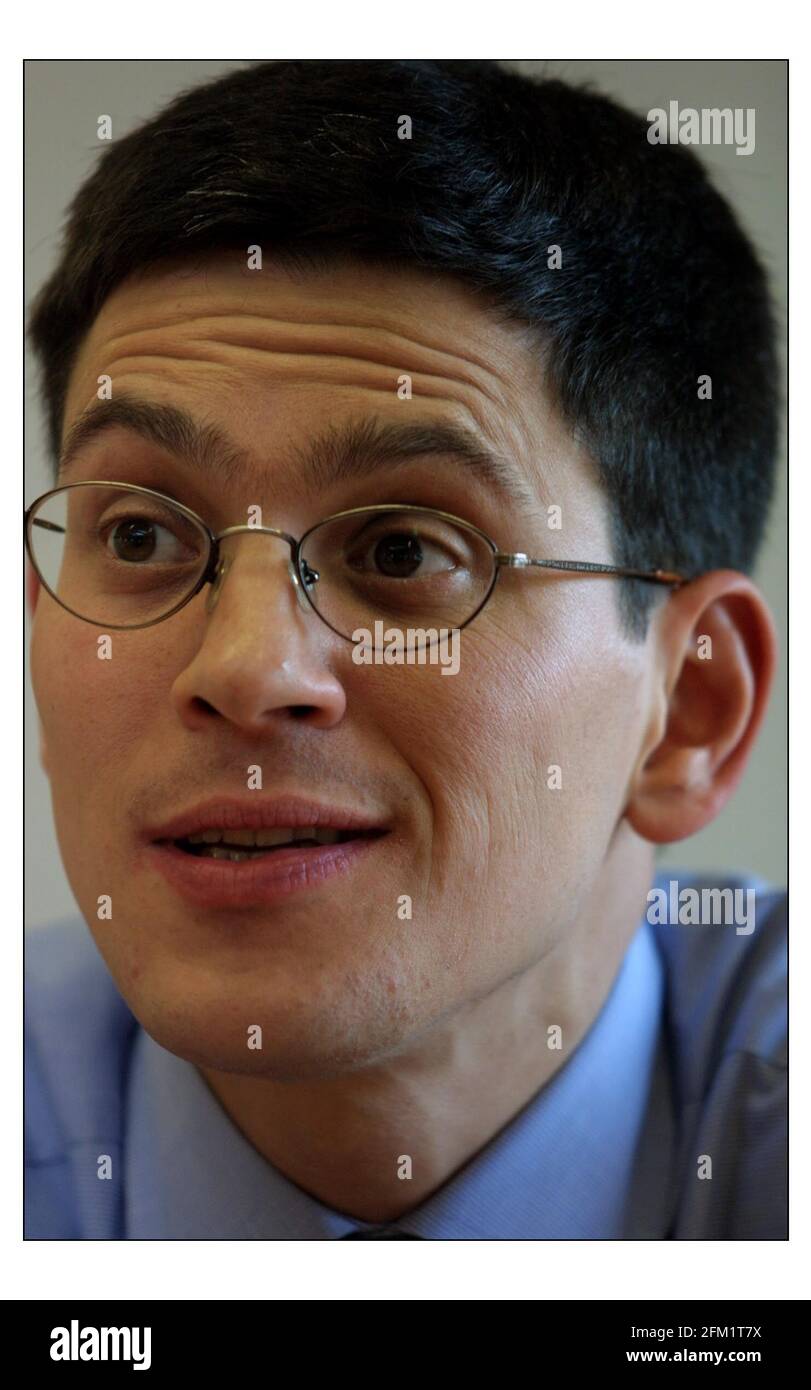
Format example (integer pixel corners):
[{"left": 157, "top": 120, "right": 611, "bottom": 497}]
[{"left": 25, "top": 872, "right": 786, "bottom": 1239}]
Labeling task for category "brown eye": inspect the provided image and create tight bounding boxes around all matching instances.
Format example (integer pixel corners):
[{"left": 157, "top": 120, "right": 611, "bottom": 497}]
[
  {"left": 110, "top": 518, "right": 158, "bottom": 562},
  {"left": 347, "top": 528, "right": 457, "bottom": 579},
  {"left": 372, "top": 532, "right": 424, "bottom": 577},
  {"left": 103, "top": 512, "right": 200, "bottom": 565}
]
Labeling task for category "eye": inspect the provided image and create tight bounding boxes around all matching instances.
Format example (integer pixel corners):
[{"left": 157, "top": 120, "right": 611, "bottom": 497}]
[
  {"left": 346, "top": 526, "right": 458, "bottom": 579},
  {"left": 102, "top": 512, "right": 201, "bottom": 565}
]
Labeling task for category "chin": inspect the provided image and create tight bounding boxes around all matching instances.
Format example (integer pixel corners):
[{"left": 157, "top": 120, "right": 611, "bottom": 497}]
[{"left": 132, "top": 981, "right": 422, "bottom": 1082}]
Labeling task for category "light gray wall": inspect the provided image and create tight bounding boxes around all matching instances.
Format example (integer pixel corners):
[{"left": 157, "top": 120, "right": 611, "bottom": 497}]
[{"left": 25, "top": 60, "right": 787, "bottom": 925}]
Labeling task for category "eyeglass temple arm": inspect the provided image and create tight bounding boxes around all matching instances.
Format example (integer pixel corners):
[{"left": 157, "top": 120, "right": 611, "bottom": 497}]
[{"left": 495, "top": 554, "right": 685, "bottom": 588}]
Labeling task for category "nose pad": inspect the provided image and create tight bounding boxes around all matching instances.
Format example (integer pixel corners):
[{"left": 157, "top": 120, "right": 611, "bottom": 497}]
[
  {"left": 288, "top": 559, "right": 312, "bottom": 613},
  {"left": 206, "top": 554, "right": 232, "bottom": 613}
]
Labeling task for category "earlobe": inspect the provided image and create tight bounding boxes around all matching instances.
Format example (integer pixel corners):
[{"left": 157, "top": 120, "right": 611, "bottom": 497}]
[{"left": 625, "top": 571, "right": 777, "bottom": 845}]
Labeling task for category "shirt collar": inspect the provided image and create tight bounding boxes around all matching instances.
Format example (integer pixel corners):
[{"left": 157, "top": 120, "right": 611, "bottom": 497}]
[{"left": 125, "top": 916, "right": 663, "bottom": 1239}]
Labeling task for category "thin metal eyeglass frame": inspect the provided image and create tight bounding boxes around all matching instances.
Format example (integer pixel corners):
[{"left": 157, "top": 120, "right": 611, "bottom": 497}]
[{"left": 24, "top": 480, "right": 687, "bottom": 634}]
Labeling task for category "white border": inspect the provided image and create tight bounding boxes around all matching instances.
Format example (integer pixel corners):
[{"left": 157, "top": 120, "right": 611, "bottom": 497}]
[{"left": 6, "top": 3, "right": 804, "bottom": 1306}]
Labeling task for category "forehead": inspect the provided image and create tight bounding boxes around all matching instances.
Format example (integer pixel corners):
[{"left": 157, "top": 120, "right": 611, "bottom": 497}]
[
  {"left": 61, "top": 251, "right": 603, "bottom": 527},
  {"left": 66, "top": 251, "right": 544, "bottom": 417}
]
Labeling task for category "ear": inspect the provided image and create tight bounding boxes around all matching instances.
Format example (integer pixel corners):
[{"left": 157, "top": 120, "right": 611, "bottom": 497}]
[{"left": 625, "top": 570, "right": 777, "bottom": 844}]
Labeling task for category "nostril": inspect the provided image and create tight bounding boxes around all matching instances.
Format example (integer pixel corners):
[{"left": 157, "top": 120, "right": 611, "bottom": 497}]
[
  {"left": 190, "top": 696, "right": 219, "bottom": 718},
  {"left": 290, "top": 705, "right": 317, "bottom": 719}
]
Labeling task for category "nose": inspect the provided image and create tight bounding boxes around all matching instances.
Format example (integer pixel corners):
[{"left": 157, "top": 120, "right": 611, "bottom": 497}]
[{"left": 171, "top": 532, "right": 347, "bottom": 733}]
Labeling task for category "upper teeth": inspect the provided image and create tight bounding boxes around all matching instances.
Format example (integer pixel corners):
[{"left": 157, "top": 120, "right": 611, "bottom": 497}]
[{"left": 184, "top": 828, "right": 345, "bottom": 846}]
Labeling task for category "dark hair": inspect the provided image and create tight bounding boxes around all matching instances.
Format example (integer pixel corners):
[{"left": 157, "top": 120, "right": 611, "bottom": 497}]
[{"left": 29, "top": 59, "right": 779, "bottom": 632}]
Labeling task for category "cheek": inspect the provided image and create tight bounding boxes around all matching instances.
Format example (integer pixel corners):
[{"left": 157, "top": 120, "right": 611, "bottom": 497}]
[
  {"left": 31, "top": 613, "right": 176, "bottom": 944},
  {"left": 30, "top": 610, "right": 161, "bottom": 813},
  {"left": 364, "top": 604, "right": 645, "bottom": 908}
]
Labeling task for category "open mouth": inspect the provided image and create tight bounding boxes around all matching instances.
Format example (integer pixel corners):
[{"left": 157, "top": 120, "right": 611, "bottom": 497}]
[
  {"left": 162, "top": 828, "right": 383, "bottom": 863},
  {"left": 144, "top": 799, "right": 391, "bottom": 905}
]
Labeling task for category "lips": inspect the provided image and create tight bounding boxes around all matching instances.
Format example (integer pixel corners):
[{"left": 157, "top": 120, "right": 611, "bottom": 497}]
[
  {"left": 143, "top": 796, "right": 388, "bottom": 909},
  {"left": 148, "top": 796, "right": 386, "bottom": 843}
]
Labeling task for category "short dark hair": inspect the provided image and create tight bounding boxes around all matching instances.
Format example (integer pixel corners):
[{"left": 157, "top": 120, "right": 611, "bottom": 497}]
[{"left": 29, "top": 59, "right": 780, "bottom": 632}]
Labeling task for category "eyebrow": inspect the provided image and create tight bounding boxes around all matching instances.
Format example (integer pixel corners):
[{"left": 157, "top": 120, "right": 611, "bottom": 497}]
[{"left": 58, "top": 396, "right": 538, "bottom": 509}]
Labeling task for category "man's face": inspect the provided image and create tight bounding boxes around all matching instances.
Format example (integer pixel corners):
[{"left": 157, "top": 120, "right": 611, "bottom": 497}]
[{"left": 30, "top": 253, "right": 655, "bottom": 1078}]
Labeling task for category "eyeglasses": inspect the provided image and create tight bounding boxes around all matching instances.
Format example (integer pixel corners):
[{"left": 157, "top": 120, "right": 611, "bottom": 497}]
[{"left": 24, "top": 480, "right": 686, "bottom": 636}]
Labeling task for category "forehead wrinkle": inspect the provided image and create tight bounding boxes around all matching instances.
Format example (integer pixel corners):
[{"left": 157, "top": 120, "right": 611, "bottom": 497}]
[
  {"left": 89, "top": 310, "right": 514, "bottom": 413},
  {"left": 95, "top": 298, "right": 515, "bottom": 380}
]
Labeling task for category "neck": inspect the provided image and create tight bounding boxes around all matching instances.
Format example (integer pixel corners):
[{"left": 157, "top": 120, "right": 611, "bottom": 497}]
[{"left": 197, "top": 836, "right": 655, "bottom": 1223}]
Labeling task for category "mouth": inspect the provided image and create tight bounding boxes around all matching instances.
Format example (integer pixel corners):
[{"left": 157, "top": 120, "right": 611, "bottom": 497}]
[
  {"left": 144, "top": 798, "right": 389, "bottom": 909},
  {"left": 164, "top": 826, "right": 381, "bottom": 862}
]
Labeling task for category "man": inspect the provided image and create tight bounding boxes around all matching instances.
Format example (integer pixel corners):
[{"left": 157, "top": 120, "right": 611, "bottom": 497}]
[{"left": 25, "top": 59, "right": 786, "bottom": 1239}]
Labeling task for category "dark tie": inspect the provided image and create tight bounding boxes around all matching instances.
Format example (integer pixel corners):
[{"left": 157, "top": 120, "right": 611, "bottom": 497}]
[{"left": 340, "top": 1227, "right": 424, "bottom": 1239}]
